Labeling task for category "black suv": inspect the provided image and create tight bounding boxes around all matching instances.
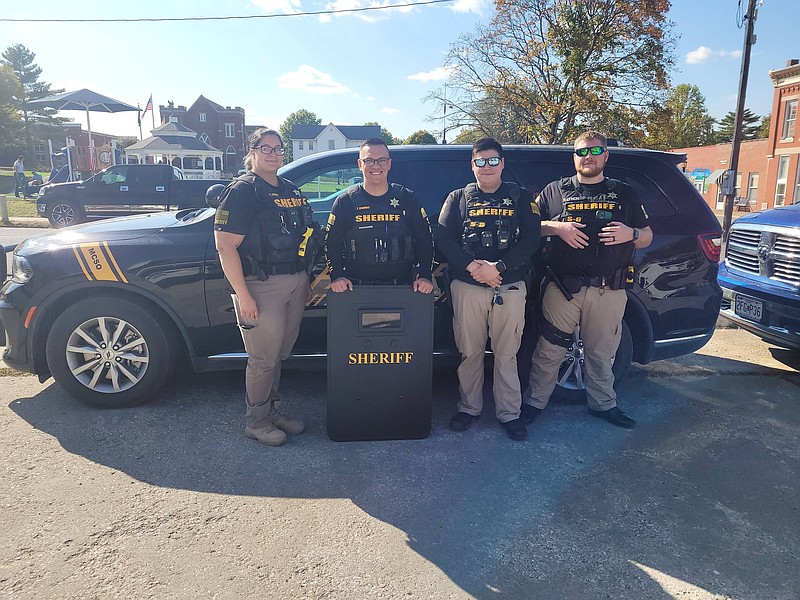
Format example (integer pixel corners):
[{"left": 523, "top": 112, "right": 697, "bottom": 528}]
[{"left": 1, "top": 145, "right": 723, "bottom": 407}]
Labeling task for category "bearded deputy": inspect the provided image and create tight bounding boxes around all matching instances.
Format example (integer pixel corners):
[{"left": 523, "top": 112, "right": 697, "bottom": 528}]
[{"left": 521, "top": 130, "right": 653, "bottom": 430}]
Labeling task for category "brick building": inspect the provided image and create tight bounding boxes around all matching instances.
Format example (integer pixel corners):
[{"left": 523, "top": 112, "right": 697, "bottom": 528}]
[
  {"left": 674, "top": 58, "right": 800, "bottom": 212},
  {"left": 158, "top": 96, "right": 247, "bottom": 175}
]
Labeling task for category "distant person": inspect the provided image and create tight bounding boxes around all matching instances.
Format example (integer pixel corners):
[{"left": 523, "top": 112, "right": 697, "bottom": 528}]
[
  {"left": 521, "top": 130, "right": 653, "bottom": 430},
  {"left": 25, "top": 170, "right": 44, "bottom": 197},
  {"left": 324, "top": 138, "right": 433, "bottom": 294},
  {"left": 436, "top": 137, "right": 541, "bottom": 441},
  {"left": 13, "top": 155, "right": 25, "bottom": 198}
]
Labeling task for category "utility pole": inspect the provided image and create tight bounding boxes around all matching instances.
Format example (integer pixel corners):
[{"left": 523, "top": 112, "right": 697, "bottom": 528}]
[{"left": 721, "top": 0, "right": 759, "bottom": 241}]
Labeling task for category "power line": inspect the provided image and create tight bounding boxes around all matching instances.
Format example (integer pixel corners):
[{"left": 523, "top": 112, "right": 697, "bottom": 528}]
[{"left": 0, "top": 0, "right": 454, "bottom": 23}]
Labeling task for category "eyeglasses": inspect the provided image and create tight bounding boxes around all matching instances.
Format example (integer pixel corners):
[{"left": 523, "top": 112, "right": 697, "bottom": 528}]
[
  {"left": 253, "top": 144, "right": 285, "bottom": 156},
  {"left": 360, "top": 157, "right": 390, "bottom": 167},
  {"left": 473, "top": 156, "right": 502, "bottom": 168},
  {"left": 574, "top": 146, "right": 605, "bottom": 157}
]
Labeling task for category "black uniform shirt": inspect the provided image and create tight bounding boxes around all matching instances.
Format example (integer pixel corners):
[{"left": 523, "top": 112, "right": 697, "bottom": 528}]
[
  {"left": 214, "top": 173, "right": 295, "bottom": 235},
  {"left": 436, "top": 182, "right": 541, "bottom": 286},
  {"left": 324, "top": 184, "right": 433, "bottom": 283},
  {"left": 537, "top": 178, "right": 649, "bottom": 228}
]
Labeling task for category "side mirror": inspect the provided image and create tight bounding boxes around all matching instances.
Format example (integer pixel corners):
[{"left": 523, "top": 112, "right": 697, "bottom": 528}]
[{"left": 205, "top": 184, "right": 227, "bottom": 208}]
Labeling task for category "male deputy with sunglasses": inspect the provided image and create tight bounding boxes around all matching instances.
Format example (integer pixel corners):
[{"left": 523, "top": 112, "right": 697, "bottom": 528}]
[
  {"left": 437, "top": 138, "right": 540, "bottom": 441},
  {"left": 325, "top": 138, "right": 434, "bottom": 293},
  {"left": 521, "top": 130, "right": 652, "bottom": 430}
]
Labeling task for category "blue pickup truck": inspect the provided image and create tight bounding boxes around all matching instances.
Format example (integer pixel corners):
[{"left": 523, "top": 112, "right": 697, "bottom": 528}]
[
  {"left": 719, "top": 203, "right": 800, "bottom": 351},
  {"left": 36, "top": 164, "right": 226, "bottom": 228}
]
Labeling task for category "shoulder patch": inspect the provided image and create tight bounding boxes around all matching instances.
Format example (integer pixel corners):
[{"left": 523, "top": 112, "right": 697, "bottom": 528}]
[
  {"left": 214, "top": 210, "right": 229, "bottom": 226},
  {"left": 530, "top": 201, "right": 540, "bottom": 216}
]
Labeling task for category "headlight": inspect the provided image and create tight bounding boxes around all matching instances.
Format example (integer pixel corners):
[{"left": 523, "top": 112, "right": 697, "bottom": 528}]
[{"left": 11, "top": 255, "right": 33, "bottom": 283}]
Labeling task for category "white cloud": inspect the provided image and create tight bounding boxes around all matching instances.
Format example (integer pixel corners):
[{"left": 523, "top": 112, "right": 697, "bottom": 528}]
[
  {"left": 381, "top": 107, "right": 400, "bottom": 114},
  {"left": 366, "top": 96, "right": 375, "bottom": 102},
  {"left": 450, "top": 0, "right": 489, "bottom": 15},
  {"left": 686, "top": 46, "right": 742, "bottom": 65},
  {"left": 250, "top": 0, "right": 302, "bottom": 15},
  {"left": 408, "top": 66, "right": 455, "bottom": 82},
  {"left": 277, "top": 65, "right": 350, "bottom": 95},
  {"left": 320, "top": 0, "right": 416, "bottom": 23}
]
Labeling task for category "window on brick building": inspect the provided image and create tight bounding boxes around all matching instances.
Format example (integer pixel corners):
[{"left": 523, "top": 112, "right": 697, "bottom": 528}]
[
  {"left": 781, "top": 99, "right": 797, "bottom": 140},
  {"left": 794, "top": 161, "right": 800, "bottom": 204},
  {"left": 225, "top": 123, "right": 235, "bottom": 138},
  {"left": 200, "top": 113, "right": 207, "bottom": 122},
  {"left": 774, "top": 155, "right": 790, "bottom": 207}
]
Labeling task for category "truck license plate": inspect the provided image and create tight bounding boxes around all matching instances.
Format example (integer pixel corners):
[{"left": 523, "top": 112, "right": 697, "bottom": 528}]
[{"left": 735, "top": 295, "right": 763, "bottom": 321}]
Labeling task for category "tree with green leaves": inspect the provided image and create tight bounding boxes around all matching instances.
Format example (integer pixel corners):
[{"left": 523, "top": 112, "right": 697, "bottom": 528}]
[
  {"left": 429, "top": 0, "right": 675, "bottom": 144},
  {"left": 2, "top": 43, "right": 66, "bottom": 158},
  {"left": 0, "top": 64, "right": 23, "bottom": 147},
  {"left": 404, "top": 130, "right": 437, "bottom": 145},
  {"left": 643, "top": 83, "right": 716, "bottom": 150},
  {"left": 364, "top": 121, "right": 399, "bottom": 145},
  {"left": 712, "top": 108, "right": 762, "bottom": 143},
  {"left": 759, "top": 114, "right": 771, "bottom": 139},
  {"left": 278, "top": 109, "right": 321, "bottom": 162}
]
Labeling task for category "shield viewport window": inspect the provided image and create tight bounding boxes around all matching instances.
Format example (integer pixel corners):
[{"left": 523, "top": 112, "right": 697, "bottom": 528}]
[{"left": 359, "top": 310, "right": 402, "bottom": 331}]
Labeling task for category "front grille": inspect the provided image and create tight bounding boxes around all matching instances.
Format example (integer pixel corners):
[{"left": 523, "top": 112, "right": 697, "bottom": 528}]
[{"left": 726, "top": 224, "right": 800, "bottom": 286}]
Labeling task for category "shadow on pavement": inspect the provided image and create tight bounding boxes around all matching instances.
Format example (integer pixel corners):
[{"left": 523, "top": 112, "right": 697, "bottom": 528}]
[{"left": 8, "top": 356, "right": 800, "bottom": 599}]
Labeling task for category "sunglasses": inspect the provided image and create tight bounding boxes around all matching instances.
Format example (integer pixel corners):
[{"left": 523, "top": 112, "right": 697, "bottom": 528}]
[
  {"left": 574, "top": 146, "right": 605, "bottom": 157},
  {"left": 473, "top": 156, "right": 501, "bottom": 168}
]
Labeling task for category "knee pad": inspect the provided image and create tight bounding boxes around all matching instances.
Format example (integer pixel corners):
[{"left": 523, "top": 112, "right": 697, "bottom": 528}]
[{"left": 539, "top": 317, "right": 574, "bottom": 348}]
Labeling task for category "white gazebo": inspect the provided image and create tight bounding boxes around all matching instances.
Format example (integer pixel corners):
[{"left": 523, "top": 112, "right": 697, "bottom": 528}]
[{"left": 123, "top": 122, "right": 224, "bottom": 179}]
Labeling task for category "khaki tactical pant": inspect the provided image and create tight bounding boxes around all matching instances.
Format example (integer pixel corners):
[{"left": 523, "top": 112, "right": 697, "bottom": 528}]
[
  {"left": 524, "top": 282, "right": 627, "bottom": 411},
  {"left": 232, "top": 272, "right": 309, "bottom": 429},
  {"left": 451, "top": 278, "right": 527, "bottom": 423}
]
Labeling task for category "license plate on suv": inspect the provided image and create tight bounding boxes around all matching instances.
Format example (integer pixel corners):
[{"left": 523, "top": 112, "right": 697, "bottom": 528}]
[{"left": 735, "top": 294, "right": 763, "bottom": 321}]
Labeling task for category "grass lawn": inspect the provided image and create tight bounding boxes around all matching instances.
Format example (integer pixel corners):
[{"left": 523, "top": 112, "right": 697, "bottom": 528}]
[{"left": 1, "top": 195, "right": 39, "bottom": 217}]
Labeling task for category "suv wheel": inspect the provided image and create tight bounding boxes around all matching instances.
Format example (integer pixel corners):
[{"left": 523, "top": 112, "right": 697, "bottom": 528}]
[
  {"left": 552, "top": 320, "right": 633, "bottom": 403},
  {"left": 45, "top": 296, "right": 177, "bottom": 407},
  {"left": 47, "top": 199, "right": 84, "bottom": 228}
]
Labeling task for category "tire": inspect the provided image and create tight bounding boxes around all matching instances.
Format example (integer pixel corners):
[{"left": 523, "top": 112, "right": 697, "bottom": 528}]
[
  {"left": 47, "top": 198, "right": 84, "bottom": 228},
  {"left": 45, "top": 296, "right": 177, "bottom": 408},
  {"left": 551, "top": 319, "right": 633, "bottom": 403}
]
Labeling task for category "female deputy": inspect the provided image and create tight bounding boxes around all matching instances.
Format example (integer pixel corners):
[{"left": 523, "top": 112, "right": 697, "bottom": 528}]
[{"left": 214, "top": 128, "right": 318, "bottom": 447}]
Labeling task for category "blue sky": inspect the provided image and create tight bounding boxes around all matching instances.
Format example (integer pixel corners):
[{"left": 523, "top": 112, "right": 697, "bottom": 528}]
[{"left": 0, "top": 0, "right": 792, "bottom": 142}]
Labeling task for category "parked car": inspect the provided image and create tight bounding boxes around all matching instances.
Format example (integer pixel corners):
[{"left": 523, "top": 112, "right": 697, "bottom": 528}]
[
  {"left": 718, "top": 203, "right": 800, "bottom": 351},
  {"left": 36, "top": 164, "right": 227, "bottom": 228},
  {"left": 1, "top": 145, "right": 723, "bottom": 408}
]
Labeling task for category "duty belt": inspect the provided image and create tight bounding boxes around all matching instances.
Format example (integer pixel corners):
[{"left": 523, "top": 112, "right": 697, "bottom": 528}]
[
  {"left": 259, "top": 260, "right": 305, "bottom": 276},
  {"left": 349, "top": 277, "right": 406, "bottom": 285}
]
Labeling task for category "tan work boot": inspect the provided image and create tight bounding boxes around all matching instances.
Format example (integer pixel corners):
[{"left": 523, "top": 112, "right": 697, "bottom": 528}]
[
  {"left": 245, "top": 424, "right": 288, "bottom": 446},
  {"left": 271, "top": 402, "right": 305, "bottom": 435}
]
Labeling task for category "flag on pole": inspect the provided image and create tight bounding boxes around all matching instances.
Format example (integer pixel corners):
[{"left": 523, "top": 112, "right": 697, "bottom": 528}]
[{"left": 141, "top": 94, "right": 153, "bottom": 121}]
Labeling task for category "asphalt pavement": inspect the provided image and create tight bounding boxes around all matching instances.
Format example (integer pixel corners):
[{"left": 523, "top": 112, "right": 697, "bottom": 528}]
[{"left": 1, "top": 328, "right": 798, "bottom": 599}]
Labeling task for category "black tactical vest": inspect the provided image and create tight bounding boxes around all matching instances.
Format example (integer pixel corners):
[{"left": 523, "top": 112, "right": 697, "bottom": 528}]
[
  {"left": 461, "top": 182, "right": 521, "bottom": 257},
  {"left": 342, "top": 184, "right": 415, "bottom": 267},
  {"left": 232, "top": 174, "right": 319, "bottom": 276},
  {"left": 549, "top": 176, "right": 634, "bottom": 276}
]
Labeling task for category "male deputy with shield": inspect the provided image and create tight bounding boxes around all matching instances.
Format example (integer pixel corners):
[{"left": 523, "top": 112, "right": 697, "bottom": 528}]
[
  {"left": 325, "top": 138, "right": 433, "bottom": 294},
  {"left": 522, "top": 130, "right": 652, "bottom": 429}
]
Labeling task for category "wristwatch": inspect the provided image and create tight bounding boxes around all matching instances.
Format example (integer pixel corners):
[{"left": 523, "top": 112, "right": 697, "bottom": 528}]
[
  {"left": 496, "top": 260, "right": 507, "bottom": 273},
  {"left": 632, "top": 228, "right": 640, "bottom": 242}
]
